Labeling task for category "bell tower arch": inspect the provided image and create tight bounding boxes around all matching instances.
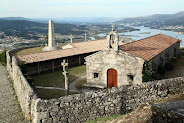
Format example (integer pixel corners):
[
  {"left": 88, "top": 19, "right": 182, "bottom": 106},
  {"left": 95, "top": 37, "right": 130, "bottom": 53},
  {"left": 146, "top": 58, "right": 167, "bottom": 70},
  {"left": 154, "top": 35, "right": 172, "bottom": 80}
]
[{"left": 107, "top": 25, "right": 119, "bottom": 51}]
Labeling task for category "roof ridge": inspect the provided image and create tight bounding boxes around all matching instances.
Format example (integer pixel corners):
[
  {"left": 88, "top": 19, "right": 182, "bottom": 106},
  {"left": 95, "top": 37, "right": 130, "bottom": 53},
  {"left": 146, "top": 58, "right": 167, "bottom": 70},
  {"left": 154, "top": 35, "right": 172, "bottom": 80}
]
[
  {"left": 119, "top": 34, "right": 159, "bottom": 47},
  {"left": 159, "top": 33, "right": 181, "bottom": 41},
  {"left": 119, "top": 33, "right": 180, "bottom": 48},
  {"left": 119, "top": 33, "right": 180, "bottom": 61}
]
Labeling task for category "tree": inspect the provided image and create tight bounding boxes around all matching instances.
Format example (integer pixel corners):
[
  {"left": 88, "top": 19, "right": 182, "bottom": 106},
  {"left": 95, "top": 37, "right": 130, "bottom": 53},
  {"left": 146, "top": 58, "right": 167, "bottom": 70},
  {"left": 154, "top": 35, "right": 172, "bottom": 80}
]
[{"left": 142, "top": 62, "right": 153, "bottom": 82}]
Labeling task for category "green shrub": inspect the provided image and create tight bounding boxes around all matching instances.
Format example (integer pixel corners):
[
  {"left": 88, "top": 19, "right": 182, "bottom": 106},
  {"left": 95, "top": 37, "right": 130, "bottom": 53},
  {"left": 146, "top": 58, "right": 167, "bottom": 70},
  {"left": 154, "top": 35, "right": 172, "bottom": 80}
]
[
  {"left": 0, "top": 51, "right": 6, "bottom": 64},
  {"left": 142, "top": 62, "right": 153, "bottom": 82}
]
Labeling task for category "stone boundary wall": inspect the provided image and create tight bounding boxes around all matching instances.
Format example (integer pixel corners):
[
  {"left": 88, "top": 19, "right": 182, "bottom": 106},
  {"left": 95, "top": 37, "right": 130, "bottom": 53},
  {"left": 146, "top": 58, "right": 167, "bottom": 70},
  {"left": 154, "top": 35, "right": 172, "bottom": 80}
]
[
  {"left": 35, "top": 77, "right": 184, "bottom": 122},
  {"left": 6, "top": 50, "right": 38, "bottom": 121},
  {"left": 6, "top": 47, "right": 184, "bottom": 122},
  {"left": 152, "top": 100, "right": 184, "bottom": 122},
  {"left": 6, "top": 45, "right": 41, "bottom": 75}
]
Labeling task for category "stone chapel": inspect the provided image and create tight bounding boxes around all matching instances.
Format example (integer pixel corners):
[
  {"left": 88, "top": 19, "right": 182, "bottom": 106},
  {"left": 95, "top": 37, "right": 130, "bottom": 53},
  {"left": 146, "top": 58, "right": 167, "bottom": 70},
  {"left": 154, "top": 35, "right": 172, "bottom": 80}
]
[
  {"left": 85, "top": 29, "right": 181, "bottom": 88},
  {"left": 85, "top": 29, "right": 145, "bottom": 88}
]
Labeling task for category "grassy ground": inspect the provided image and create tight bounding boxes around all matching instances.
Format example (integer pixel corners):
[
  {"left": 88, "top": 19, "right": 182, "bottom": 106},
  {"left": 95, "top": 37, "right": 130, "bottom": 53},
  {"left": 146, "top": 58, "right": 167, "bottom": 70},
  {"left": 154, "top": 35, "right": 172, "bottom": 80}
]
[
  {"left": 12, "top": 46, "right": 44, "bottom": 56},
  {"left": 35, "top": 89, "right": 78, "bottom": 99},
  {"left": 30, "top": 65, "right": 86, "bottom": 99},
  {"left": 12, "top": 45, "right": 64, "bottom": 56},
  {"left": 31, "top": 65, "right": 86, "bottom": 88}
]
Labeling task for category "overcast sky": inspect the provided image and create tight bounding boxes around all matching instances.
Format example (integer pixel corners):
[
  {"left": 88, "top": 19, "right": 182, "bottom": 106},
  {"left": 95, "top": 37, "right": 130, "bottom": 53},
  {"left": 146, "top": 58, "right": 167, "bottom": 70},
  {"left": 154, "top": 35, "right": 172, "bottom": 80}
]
[{"left": 0, "top": 0, "right": 184, "bottom": 18}]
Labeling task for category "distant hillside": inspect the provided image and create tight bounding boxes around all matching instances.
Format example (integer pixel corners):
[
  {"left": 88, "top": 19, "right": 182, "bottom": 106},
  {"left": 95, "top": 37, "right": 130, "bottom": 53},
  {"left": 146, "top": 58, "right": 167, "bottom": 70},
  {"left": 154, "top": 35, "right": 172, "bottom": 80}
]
[
  {"left": 116, "top": 11, "right": 184, "bottom": 26},
  {"left": 0, "top": 17, "right": 30, "bottom": 21},
  {"left": 0, "top": 20, "right": 86, "bottom": 39}
]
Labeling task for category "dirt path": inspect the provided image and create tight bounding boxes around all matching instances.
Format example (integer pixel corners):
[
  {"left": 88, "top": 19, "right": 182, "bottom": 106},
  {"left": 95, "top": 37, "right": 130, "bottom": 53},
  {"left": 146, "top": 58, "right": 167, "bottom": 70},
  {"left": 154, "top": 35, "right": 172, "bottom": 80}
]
[
  {"left": 69, "top": 75, "right": 86, "bottom": 91},
  {"left": 0, "top": 64, "right": 27, "bottom": 123}
]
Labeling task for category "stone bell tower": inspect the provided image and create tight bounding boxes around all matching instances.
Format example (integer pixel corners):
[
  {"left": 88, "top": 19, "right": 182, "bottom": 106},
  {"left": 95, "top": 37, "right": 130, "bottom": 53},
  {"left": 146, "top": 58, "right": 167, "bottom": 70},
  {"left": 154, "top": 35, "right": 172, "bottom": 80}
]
[
  {"left": 106, "top": 25, "right": 119, "bottom": 51},
  {"left": 42, "top": 20, "right": 61, "bottom": 51}
]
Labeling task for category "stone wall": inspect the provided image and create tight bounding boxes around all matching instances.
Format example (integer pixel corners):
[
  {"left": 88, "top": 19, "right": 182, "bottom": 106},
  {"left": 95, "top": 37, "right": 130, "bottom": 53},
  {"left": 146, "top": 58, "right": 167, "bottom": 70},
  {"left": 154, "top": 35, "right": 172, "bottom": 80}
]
[
  {"left": 152, "top": 100, "right": 184, "bottom": 122},
  {"left": 6, "top": 47, "right": 184, "bottom": 123},
  {"left": 35, "top": 77, "right": 184, "bottom": 122},
  {"left": 6, "top": 50, "right": 38, "bottom": 121},
  {"left": 149, "top": 42, "right": 180, "bottom": 71}
]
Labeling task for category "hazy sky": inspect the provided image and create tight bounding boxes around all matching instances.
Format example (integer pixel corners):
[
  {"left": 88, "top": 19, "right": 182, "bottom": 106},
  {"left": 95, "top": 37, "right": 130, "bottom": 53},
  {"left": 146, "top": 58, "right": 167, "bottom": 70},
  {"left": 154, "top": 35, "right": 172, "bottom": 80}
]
[{"left": 0, "top": 0, "right": 184, "bottom": 18}]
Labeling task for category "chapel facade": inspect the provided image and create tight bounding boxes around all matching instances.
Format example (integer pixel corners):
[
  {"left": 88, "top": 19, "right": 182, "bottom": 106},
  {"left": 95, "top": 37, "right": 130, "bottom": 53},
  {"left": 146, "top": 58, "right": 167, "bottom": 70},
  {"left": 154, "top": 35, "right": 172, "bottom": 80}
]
[{"left": 85, "top": 30, "right": 144, "bottom": 88}]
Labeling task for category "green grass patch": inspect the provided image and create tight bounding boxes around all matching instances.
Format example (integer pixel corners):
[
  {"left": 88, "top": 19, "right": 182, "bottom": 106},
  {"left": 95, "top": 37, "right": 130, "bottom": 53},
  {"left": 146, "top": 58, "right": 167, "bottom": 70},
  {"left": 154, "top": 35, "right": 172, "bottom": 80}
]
[
  {"left": 86, "top": 114, "right": 122, "bottom": 123},
  {"left": 12, "top": 46, "right": 44, "bottom": 55},
  {"left": 30, "top": 65, "right": 86, "bottom": 88},
  {"left": 35, "top": 89, "right": 78, "bottom": 99},
  {"left": 12, "top": 45, "right": 63, "bottom": 56}
]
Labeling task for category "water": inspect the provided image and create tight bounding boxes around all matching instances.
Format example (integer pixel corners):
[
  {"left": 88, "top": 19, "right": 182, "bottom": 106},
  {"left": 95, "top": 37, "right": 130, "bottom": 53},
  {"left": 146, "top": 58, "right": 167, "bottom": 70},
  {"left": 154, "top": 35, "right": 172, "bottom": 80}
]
[
  {"left": 98, "top": 26, "right": 184, "bottom": 46},
  {"left": 90, "top": 37, "right": 95, "bottom": 40}
]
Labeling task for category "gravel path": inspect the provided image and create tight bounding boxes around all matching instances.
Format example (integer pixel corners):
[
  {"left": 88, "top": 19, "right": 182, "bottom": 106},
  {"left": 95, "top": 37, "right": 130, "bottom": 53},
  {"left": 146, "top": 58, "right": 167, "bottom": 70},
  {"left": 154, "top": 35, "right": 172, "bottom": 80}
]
[{"left": 0, "top": 64, "right": 27, "bottom": 123}]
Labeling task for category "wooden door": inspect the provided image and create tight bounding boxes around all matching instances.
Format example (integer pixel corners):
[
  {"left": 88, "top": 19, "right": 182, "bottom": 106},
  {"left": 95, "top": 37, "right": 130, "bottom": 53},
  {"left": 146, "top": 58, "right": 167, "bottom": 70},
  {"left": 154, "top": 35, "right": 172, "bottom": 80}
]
[{"left": 107, "top": 68, "right": 117, "bottom": 88}]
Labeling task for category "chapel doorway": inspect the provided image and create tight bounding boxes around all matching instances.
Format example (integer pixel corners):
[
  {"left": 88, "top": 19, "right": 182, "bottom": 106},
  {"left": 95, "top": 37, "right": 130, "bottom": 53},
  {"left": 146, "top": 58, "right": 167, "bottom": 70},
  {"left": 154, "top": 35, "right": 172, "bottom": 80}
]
[{"left": 107, "top": 68, "right": 117, "bottom": 88}]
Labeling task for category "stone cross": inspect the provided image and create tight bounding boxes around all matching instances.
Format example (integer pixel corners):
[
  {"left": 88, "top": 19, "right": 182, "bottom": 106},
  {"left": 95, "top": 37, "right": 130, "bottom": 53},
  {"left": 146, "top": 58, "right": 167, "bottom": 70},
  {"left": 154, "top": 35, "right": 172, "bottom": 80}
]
[
  {"left": 69, "top": 34, "right": 74, "bottom": 43},
  {"left": 112, "top": 24, "right": 115, "bottom": 31},
  {"left": 61, "top": 59, "right": 69, "bottom": 96}
]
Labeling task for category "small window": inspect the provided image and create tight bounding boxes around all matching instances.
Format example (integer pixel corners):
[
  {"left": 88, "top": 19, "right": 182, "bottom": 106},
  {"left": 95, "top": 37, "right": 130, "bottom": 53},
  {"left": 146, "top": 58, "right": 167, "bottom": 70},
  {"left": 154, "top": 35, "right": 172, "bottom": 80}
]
[
  {"left": 94, "top": 73, "right": 99, "bottom": 78},
  {"left": 128, "top": 75, "right": 134, "bottom": 81},
  {"left": 127, "top": 74, "right": 134, "bottom": 85}
]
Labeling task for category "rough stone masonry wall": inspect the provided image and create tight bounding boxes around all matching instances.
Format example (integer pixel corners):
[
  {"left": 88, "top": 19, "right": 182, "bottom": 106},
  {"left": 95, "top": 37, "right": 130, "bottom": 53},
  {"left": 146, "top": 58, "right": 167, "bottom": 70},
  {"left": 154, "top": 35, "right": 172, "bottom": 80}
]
[
  {"left": 85, "top": 50, "right": 144, "bottom": 87},
  {"left": 149, "top": 42, "right": 180, "bottom": 71},
  {"left": 35, "top": 77, "right": 184, "bottom": 123},
  {"left": 152, "top": 100, "right": 184, "bottom": 123},
  {"left": 6, "top": 50, "right": 38, "bottom": 121}
]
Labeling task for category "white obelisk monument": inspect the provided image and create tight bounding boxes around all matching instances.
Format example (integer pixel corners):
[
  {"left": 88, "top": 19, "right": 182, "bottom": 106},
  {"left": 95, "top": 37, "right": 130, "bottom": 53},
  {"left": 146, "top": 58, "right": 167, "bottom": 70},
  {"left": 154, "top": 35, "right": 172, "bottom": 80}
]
[{"left": 42, "top": 20, "right": 61, "bottom": 51}]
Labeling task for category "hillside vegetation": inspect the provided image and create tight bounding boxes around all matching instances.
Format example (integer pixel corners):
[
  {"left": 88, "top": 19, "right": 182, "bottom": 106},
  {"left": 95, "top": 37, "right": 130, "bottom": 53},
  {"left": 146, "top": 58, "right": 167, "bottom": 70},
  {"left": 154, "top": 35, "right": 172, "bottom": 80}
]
[
  {"left": 0, "top": 20, "right": 86, "bottom": 39},
  {"left": 116, "top": 11, "right": 184, "bottom": 26}
]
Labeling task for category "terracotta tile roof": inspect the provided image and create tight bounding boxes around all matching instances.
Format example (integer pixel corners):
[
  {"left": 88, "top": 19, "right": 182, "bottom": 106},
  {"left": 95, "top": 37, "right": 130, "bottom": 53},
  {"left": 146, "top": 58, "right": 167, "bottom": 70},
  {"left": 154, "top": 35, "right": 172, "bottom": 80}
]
[
  {"left": 16, "top": 39, "right": 124, "bottom": 64},
  {"left": 119, "top": 34, "right": 181, "bottom": 61}
]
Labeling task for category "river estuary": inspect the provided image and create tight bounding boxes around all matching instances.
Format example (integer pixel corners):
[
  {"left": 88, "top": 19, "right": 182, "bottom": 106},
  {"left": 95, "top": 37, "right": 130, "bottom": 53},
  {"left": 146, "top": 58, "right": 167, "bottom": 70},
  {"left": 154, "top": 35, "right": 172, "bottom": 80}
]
[{"left": 98, "top": 26, "right": 184, "bottom": 46}]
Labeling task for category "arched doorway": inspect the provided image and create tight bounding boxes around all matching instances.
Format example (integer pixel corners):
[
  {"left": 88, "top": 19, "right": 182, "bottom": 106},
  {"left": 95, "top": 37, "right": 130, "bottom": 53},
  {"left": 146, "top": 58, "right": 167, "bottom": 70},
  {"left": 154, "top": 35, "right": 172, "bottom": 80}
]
[{"left": 107, "top": 68, "right": 117, "bottom": 88}]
